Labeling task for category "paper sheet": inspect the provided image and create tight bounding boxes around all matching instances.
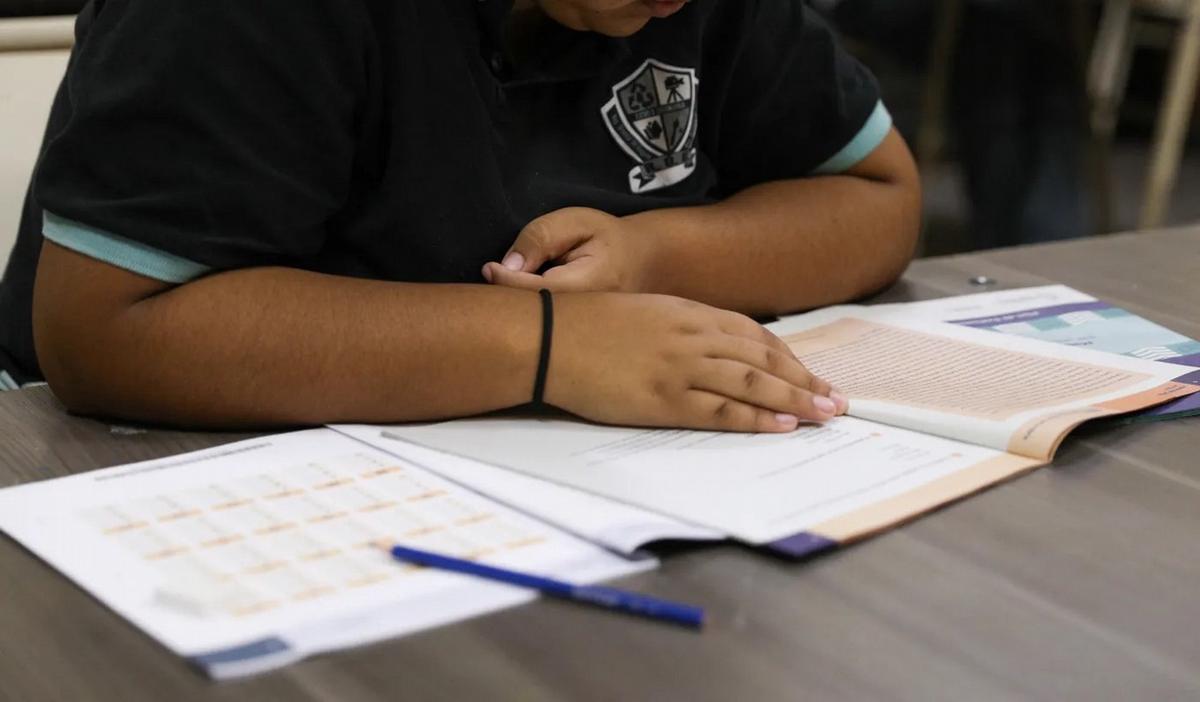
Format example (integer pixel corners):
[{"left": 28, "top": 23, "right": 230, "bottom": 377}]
[
  {"left": 789, "top": 317, "right": 1151, "bottom": 420},
  {"left": 0, "top": 429, "right": 650, "bottom": 679},
  {"left": 771, "top": 307, "right": 1199, "bottom": 458},
  {"left": 380, "top": 414, "right": 1037, "bottom": 550},
  {"left": 875, "top": 285, "right": 1200, "bottom": 420},
  {"left": 333, "top": 424, "right": 724, "bottom": 554}
]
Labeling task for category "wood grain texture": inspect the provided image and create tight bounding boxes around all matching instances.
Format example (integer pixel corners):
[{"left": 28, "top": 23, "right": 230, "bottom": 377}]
[{"left": 1, "top": 227, "right": 1198, "bottom": 701}]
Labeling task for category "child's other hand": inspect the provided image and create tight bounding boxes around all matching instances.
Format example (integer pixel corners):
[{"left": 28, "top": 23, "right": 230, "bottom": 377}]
[
  {"left": 482, "top": 207, "right": 654, "bottom": 294},
  {"left": 544, "top": 292, "right": 848, "bottom": 433}
]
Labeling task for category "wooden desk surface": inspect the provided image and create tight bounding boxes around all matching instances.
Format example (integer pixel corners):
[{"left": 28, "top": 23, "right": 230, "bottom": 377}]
[{"left": 2, "top": 228, "right": 1198, "bottom": 701}]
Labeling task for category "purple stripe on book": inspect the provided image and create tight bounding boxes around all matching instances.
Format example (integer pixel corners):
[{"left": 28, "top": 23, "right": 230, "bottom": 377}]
[
  {"left": 1167, "top": 352, "right": 1200, "bottom": 369},
  {"left": 949, "top": 300, "right": 1112, "bottom": 328},
  {"left": 766, "top": 532, "right": 838, "bottom": 558},
  {"left": 191, "top": 637, "right": 290, "bottom": 668},
  {"left": 1139, "top": 393, "right": 1200, "bottom": 417},
  {"left": 1171, "top": 368, "right": 1200, "bottom": 386}
]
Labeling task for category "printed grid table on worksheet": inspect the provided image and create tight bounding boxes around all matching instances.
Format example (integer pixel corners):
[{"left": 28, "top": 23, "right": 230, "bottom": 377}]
[{"left": 81, "top": 450, "right": 547, "bottom": 618}]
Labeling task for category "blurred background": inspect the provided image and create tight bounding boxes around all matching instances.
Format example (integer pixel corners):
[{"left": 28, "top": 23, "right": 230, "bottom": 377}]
[
  {"left": 815, "top": 0, "right": 1200, "bottom": 255},
  {"left": 1, "top": 0, "right": 1198, "bottom": 271}
]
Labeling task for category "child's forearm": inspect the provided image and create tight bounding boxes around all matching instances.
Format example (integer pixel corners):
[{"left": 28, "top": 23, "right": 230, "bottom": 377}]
[
  {"left": 34, "top": 242, "right": 545, "bottom": 428},
  {"left": 632, "top": 129, "right": 921, "bottom": 317},
  {"left": 33, "top": 242, "right": 842, "bottom": 431}
]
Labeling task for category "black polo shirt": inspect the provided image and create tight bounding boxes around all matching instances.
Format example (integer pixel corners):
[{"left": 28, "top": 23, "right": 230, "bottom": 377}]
[{"left": 0, "top": 0, "right": 891, "bottom": 384}]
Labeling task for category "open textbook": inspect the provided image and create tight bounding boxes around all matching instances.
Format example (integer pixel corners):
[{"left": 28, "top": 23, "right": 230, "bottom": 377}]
[
  {"left": 377, "top": 305, "right": 1199, "bottom": 557},
  {"left": 0, "top": 430, "right": 651, "bottom": 679}
]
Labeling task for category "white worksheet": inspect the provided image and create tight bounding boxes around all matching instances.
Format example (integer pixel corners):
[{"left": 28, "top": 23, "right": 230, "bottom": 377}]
[
  {"left": 380, "top": 415, "right": 1019, "bottom": 546},
  {"left": 0, "top": 429, "right": 650, "bottom": 679}
]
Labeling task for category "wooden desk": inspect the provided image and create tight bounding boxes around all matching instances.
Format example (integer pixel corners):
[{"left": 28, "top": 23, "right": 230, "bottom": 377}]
[{"left": 2, "top": 228, "right": 1198, "bottom": 701}]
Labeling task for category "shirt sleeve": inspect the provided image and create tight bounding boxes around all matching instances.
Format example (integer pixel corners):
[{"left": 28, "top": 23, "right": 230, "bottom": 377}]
[
  {"left": 712, "top": 0, "right": 890, "bottom": 194},
  {"left": 34, "top": 0, "right": 368, "bottom": 277}
]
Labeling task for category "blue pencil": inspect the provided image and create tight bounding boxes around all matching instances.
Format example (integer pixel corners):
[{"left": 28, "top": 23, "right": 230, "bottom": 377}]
[{"left": 384, "top": 543, "right": 705, "bottom": 629}]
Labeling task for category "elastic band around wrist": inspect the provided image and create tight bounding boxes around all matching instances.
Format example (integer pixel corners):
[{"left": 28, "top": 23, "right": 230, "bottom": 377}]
[{"left": 532, "top": 289, "right": 554, "bottom": 407}]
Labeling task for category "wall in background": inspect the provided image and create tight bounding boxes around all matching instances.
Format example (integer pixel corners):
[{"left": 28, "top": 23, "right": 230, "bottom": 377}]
[{"left": 0, "top": 48, "right": 67, "bottom": 272}]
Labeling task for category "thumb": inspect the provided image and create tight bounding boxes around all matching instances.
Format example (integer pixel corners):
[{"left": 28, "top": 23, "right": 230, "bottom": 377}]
[{"left": 501, "top": 208, "right": 603, "bottom": 273}]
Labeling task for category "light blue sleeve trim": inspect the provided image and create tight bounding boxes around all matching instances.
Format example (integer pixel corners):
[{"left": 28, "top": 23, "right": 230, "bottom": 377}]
[
  {"left": 812, "top": 101, "right": 893, "bottom": 175},
  {"left": 0, "top": 371, "right": 19, "bottom": 392},
  {"left": 43, "top": 211, "right": 211, "bottom": 284}
]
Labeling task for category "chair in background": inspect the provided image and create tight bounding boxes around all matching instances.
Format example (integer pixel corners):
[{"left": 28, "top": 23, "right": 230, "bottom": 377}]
[{"left": 1088, "top": 0, "right": 1200, "bottom": 230}]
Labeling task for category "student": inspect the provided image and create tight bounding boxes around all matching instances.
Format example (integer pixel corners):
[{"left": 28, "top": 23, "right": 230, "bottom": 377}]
[{"left": 0, "top": 0, "right": 920, "bottom": 432}]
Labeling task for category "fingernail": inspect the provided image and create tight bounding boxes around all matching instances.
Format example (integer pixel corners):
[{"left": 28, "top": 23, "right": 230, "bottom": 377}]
[
  {"left": 481, "top": 264, "right": 493, "bottom": 283},
  {"left": 813, "top": 396, "right": 836, "bottom": 417},
  {"left": 502, "top": 252, "right": 525, "bottom": 271},
  {"left": 775, "top": 413, "right": 799, "bottom": 429},
  {"left": 830, "top": 391, "right": 849, "bottom": 414}
]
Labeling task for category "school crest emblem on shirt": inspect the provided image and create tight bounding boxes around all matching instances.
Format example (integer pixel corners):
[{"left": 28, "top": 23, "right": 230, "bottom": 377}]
[{"left": 602, "top": 59, "right": 699, "bottom": 193}]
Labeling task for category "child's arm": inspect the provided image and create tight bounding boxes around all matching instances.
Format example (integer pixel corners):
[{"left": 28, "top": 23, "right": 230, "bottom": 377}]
[
  {"left": 33, "top": 241, "right": 844, "bottom": 430},
  {"left": 483, "top": 128, "right": 919, "bottom": 316}
]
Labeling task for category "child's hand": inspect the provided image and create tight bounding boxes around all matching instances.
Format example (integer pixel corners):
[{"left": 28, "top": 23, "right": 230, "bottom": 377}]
[
  {"left": 482, "top": 207, "right": 655, "bottom": 294},
  {"left": 544, "top": 292, "right": 848, "bottom": 432}
]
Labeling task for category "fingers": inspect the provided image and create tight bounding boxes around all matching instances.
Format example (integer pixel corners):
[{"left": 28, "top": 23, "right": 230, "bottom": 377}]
[
  {"left": 710, "top": 337, "right": 838, "bottom": 401},
  {"left": 681, "top": 390, "right": 807, "bottom": 433},
  {"left": 496, "top": 208, "right": 609, "bottom": 275},
  {"left": 690, "top": 359, "right": 838, "bottom": 423},
  {"left": 484, "top": 257, "right": 603, "bottom": 293},
  {"left": 483, "top": 265, "right": 547, "bottom": 291},
  {"left": 708, "top": 314, "right": 846, "bottom": 414},
  {"left": 714, "top": 310, "right": 798, "bottom": 360}
]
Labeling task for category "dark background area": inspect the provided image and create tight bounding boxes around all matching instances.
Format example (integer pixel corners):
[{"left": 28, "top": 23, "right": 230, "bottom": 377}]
[{"left": 822, "top": 0, "right": 1200, "bottom": 256}]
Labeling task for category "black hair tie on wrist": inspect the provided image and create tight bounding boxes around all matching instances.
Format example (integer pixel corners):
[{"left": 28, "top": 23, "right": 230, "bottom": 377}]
[{"left": 532, "top": 288, "right": 554, "bottom": 407}]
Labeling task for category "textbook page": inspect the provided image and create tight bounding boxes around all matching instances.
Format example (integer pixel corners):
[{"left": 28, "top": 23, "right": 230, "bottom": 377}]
[
  {"left": 771, "top": 307, "right": 1199, "bottom": 460},
  {"left": 872, "top": 285, "right": 1200, "bottom": 421},
  {"left": 0, "top": 430, "right": 650, "bottom": 679},
  {"left": 382, "top": 416, "right": 1042, "bottom": 553},
  {"left": 333, "top": 424, "right": 724, "bottom": 554}
]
